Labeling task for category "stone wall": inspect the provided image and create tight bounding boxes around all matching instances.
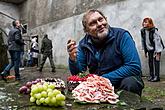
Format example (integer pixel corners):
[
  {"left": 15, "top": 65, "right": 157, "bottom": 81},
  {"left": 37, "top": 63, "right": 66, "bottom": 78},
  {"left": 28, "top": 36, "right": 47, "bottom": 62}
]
[
  {"left": 0, "top": 1, "right": 20, "bottom": 43},
  {"left": 19, "top": 0, "right": 125, "bottom": 29},
  {"left": 0, "top": 31, "right": 9, "bottom": 72}
]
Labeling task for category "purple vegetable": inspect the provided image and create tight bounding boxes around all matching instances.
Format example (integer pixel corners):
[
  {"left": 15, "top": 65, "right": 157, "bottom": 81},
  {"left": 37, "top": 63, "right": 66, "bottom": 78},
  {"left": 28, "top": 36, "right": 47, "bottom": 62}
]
[
  {"left": 19, "top": 86, "right": 28, "bottom": 94},
  {"left": 32, "top": 80, "right": 38, "bottom": 84},
  {"left": 36, "top": 78, "right": 41, "bottom": 82},
  {"left": 26, "top": 88, "right": 31, "bottom": 94},
  {"left": 26, "top": 82, "right": 32, "bottom": 88}
]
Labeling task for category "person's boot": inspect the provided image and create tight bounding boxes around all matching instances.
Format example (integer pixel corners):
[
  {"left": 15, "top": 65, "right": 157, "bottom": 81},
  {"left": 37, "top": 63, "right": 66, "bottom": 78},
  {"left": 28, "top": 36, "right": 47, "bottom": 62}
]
[
  {"left": 51, "top": 68, "right": 56, "bottom": 72},
  {"left": 39, "top": 68, "right": 42, "bottom": 72},
  {"left": 15, "top": 76, "right": 21, "bottom": 81},
  {"left": 151, "top": 76, "right": 160, "bottom": 82},
  {"left": 0, "top": 71, "right": 7, "bottom": 81},
  {"left": 147, "top": 71, "right": 154, "bottom": 81},
  {"left": 147, "top": 75, "right": 154, "bottom": 81},
  {"left": 37, "top": 67, "right": 42, "bottom": 72}
]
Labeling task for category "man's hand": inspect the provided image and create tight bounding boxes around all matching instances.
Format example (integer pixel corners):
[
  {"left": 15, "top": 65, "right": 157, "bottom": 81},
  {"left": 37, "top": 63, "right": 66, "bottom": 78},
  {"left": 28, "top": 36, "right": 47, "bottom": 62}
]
[
  {"left": 154, "top": 52, "right": 161, "bottom": 61},
  {"left": 67, "top": 39, "right": 77, "bottom": 62}
]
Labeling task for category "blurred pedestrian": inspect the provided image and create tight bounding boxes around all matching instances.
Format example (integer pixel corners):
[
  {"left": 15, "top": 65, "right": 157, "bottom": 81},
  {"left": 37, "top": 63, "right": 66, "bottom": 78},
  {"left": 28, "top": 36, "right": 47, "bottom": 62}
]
[
  {"left": 30, "top": 37, "right": 39, "bottom": 67},
  {"left": 1, "top": 20, "right": 25, "bottom": 81},
  {"left": 38, "top": 34, "right": 56, "bottom": 72}
]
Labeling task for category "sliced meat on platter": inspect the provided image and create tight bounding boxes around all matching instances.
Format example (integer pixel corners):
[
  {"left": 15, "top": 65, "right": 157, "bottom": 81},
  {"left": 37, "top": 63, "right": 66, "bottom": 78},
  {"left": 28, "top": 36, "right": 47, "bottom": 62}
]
[{"left": 72, "top": 75, "right": 119, "bottom": 104}]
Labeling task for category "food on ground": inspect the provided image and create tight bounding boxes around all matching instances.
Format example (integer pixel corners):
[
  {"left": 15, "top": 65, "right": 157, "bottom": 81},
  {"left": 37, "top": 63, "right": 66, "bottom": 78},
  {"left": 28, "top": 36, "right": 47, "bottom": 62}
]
[
  {"left": 44, "top": 77, "right": 65, "bottom": 90},
  {"left": 30, "top": 82, "right": 66, "bottom": 107},
  {"left": 19, "top": 79, "right": 42, "bottom": 94},
  {"left": 72, "top": 75, "right": 119, "bottom": 104},
  {"left": 19, "top": 86, "right": 29, "bottom": 94},
  {"left": 19, "top": 78, "right": 65, "bottom": 94},
  {"left": 67, "top": 73, "right": 94, "bottom": 92}
]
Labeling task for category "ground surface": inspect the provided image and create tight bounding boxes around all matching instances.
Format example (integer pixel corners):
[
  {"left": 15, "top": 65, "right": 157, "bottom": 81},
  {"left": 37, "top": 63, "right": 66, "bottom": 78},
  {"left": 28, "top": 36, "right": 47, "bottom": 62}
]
[{"left": 0, "top": 67, "right": 165, "bottom": 110}]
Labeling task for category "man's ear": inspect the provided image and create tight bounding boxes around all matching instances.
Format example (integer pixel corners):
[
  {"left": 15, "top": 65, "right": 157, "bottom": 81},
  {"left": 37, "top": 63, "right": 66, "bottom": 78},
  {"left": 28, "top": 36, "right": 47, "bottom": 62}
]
[{"left": 83, "top": 27, "right": 88, "bottom": 33}]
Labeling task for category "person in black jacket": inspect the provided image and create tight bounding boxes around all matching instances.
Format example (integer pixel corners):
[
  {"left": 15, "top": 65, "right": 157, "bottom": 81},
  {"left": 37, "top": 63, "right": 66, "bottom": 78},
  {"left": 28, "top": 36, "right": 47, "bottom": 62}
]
[
  {"left": 141, "top": 17, "right": 164, "bottom": 82},
  {"left": 38, "top": 34, "right": 55, "bottom": 72},
  {"left": 1, "top": 20, "right": 25, "bottom": 81}
]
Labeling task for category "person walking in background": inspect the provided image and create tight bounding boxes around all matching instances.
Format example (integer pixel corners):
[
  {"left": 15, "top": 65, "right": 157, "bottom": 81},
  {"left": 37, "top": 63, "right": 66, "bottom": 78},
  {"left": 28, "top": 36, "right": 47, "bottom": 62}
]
[
  {"left": 67, "top": 9, "right": 144, "bottom": 96},
  {"left": 27, "top": 49, "right": 32, "bottom": 67},
  {"left": 30, "top": 37, "right": 39, "bottom": 67},
  {"left": 141, "top": 17, "right": 164, "bottom": 82},
  {"left": 1, "top": 20, "right": 25, "bottom": 81},
  {"left": 38, "top": 34, "right": 56, "bottom": 72}
]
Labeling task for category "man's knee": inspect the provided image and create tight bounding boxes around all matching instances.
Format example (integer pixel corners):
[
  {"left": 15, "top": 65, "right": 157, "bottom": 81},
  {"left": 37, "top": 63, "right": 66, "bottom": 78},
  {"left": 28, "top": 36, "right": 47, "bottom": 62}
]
[{"left": 119, "top": 76, "right": 144, "bottom": 96}]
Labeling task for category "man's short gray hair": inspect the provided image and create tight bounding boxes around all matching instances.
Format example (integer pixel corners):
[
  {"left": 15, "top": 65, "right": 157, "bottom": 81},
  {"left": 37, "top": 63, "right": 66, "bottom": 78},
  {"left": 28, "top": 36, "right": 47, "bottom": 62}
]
[{"left": 82, "top": 9, "right": 106, "bottom": 32}]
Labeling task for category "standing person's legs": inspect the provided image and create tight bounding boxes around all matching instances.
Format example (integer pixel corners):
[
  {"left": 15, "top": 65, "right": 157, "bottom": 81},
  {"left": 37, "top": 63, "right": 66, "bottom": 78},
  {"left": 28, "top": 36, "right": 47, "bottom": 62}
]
[
  {"left": 148, "top": 51, "right": 154, "bottom": 81},
  {"left": 32, "top": 57, "right": 35, "bottom": 67},
  {"left": 151, "top": 52, "right": 161, "bottom": 82},
  {"left": 36, "top": 58, "right": 38, "bottom": 67},
  {"left": 32, "top": 52, "right": 39, "bottom": 67},
  {"left": 14, "top": 51, "right": 21, "bottom": 80},
  {"left": 29, "top": 54, "right": 33, "bottom": 66},
  {"left": 33, "top": 58, "right": 38, "bottom": 67},
  {"left": 20, "top": 51, "right": 24, "bottom": 67},
  {"left": 48, "top": 53, "right": 55, "bottom": 72},
  {"left": 39, "top": 54, "right": 47, "bottom": 72},
  {"left": 1, "top": 50, "right": 15, "bottom": 78}
]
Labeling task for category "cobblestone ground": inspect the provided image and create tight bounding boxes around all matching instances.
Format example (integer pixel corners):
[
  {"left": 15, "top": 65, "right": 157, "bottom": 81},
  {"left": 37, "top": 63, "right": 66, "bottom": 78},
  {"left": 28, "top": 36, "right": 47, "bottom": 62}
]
[{"left": 0, "top": 67, "right": 165, "bottom": 110}]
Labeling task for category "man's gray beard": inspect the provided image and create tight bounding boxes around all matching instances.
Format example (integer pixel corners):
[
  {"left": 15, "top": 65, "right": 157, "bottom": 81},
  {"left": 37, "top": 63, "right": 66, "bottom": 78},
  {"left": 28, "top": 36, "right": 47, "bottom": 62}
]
[
  {"left": 97, "top": 29, "right": 108, "bottom": 40},
  {"left": 92, "top": 29, "right": 109, "bottom": 44}
]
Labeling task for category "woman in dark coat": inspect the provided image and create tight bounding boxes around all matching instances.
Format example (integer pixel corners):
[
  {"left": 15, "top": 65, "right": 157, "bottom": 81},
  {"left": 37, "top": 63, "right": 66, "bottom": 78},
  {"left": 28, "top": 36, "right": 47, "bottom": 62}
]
[{"left": 141, "top": 17, "right": 164, "bottom": 82}]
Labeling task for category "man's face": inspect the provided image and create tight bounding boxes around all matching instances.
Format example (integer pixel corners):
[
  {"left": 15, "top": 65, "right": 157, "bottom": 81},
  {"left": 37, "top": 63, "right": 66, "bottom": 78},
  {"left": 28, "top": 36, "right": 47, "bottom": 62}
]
[
  {"left": 15, "top": 20, "right": 21, "bottom": 28},
  {"left": 85, "top": 12, "right": 109, "bottom": 40}
]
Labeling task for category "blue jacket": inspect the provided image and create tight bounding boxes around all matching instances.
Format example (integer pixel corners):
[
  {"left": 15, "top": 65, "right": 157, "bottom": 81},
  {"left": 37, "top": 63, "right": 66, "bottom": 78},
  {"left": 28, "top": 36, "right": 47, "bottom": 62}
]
[{"left": 69, "top": 27, "right": 142, "bottom": 85}]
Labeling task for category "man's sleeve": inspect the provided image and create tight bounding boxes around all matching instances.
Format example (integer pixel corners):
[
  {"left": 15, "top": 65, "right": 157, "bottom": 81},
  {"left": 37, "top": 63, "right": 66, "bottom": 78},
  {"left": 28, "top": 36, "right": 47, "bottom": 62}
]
[
  {"left": 40, "top": 40, "right": 45, "bottom": 53},
  {"left": 102, "top": 32, "right": 142, "bottom": 85},
  {"left": 15, "top": 31, "right": 24, "bottom": 45},
  {"left": 68, "top": 45, "right": 87, "bottom": 75},
  {"left": 51, "top": 40, "right": 53, "bottom": 49}
]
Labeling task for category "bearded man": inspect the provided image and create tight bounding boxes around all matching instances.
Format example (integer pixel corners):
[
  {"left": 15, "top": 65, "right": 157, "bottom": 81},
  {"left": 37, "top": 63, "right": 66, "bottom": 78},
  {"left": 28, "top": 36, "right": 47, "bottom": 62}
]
[{"left": 67, "top": 9, "right": 144, "bottom": 96}]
